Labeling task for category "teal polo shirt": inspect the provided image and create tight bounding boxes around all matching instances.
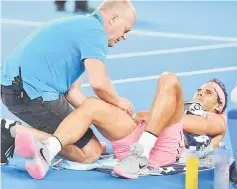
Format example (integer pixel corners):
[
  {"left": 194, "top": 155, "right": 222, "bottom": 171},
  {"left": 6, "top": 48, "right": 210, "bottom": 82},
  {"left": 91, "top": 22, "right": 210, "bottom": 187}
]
[{"left": 1, "top": 12, "right": 108, "bottom": 101}]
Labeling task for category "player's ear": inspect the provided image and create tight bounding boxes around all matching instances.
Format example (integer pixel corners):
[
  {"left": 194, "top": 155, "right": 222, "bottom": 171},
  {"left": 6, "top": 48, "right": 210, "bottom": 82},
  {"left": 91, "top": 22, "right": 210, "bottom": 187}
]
[{"left": 214, "top": 102, "right": 223, "bottom": 113}]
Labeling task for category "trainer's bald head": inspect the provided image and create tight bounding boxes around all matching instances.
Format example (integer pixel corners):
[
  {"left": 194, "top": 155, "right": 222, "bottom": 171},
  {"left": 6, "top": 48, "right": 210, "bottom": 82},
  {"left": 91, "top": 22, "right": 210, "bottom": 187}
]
[
  {"left": 97, "top": 0, "right": 136, "bottom": 47},
  {"left": 98, "top": 0, "right": 136, "bottom": 19}
]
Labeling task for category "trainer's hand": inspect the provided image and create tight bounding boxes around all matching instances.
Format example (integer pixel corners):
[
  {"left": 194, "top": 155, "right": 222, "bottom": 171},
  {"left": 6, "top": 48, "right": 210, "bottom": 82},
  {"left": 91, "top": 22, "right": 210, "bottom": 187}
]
[
  {"left": 134, "top": 111, "right": 149, "bottom": 124},
  {"left": 117, "top": 97, "right": 133, "bottom": 116}
]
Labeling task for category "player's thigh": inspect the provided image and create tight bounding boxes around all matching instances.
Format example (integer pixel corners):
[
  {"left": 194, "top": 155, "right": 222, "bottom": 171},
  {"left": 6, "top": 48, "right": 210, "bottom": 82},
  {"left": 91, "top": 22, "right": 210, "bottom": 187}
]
[
  {"left": 167, "top": 76, "right": 184, "bottom": 126},
  {"left": 84, "top": 97, "right": 137, "bottom": 141}
]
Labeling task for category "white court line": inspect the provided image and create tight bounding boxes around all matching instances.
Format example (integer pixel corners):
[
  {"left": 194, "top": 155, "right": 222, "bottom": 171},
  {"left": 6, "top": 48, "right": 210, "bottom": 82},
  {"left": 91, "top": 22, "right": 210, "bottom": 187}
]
[
  {"left": 1, "top": 18, "right": 237, "bottom": 42},
  {"left": 107, "top": 43, "right": 237, "bottom": 59},
  {"left": 1, "top": 19, "right": 44, "bottom": 27},
  {"left": 3, "top": 19, "right": 237, "bottom": 59},
  {"left": 131, "top": 30, "right": 237, "bottom": 42},
  {"left": 81, "top": 66, "right": 237, "bottom": 87}
]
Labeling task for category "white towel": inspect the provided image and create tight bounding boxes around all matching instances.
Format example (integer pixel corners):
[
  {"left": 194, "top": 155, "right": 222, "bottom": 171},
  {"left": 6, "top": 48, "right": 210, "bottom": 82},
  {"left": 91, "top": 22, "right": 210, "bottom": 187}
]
[{"left": 52, "top": 154, "right": 118, "bottom": 171}]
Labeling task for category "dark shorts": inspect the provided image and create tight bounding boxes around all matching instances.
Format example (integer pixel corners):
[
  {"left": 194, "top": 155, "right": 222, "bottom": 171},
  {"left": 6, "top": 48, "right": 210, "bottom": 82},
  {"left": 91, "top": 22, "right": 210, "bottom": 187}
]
[{"left": 1, "top": 85, "right": 93, "bottom": 148}]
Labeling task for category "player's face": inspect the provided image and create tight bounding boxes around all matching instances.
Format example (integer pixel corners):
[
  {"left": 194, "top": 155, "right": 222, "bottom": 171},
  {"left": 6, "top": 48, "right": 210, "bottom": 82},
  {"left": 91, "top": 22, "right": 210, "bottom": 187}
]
[{"left": 193, "top": 83, "right": 220, "bottom": 112}]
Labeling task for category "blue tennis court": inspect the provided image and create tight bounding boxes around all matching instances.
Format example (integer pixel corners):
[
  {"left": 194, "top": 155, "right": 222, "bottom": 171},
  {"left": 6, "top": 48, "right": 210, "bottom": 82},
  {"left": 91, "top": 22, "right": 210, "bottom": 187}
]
[{"left": 1, "top": 1, "right": 237, "bottom": 189}]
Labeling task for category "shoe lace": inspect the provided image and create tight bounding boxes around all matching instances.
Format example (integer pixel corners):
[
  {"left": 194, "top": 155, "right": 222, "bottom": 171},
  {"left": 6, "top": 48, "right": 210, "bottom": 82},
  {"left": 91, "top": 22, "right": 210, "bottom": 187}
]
[
  {"left": 2, "top": 120, "right": 21, "bottom": 161},
  {"left": 5, "top": 141, "right": 15, "bottom": 159},
  {"left": 121, "top": 146, "right": 140, "bottom": 165}
]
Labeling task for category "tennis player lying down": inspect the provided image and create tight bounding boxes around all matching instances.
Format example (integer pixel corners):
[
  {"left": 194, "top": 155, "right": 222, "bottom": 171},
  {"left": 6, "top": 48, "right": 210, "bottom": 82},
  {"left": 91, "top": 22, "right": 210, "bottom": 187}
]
[{"left": 10, "top": 72, "right": 227, "bottom": 179}]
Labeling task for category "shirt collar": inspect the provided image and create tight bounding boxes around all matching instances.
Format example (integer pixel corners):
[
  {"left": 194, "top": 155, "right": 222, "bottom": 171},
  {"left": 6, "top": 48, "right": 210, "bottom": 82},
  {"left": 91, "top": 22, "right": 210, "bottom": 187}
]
[{"left": 91, "top": 11, "right": 104, "bottom": 26}]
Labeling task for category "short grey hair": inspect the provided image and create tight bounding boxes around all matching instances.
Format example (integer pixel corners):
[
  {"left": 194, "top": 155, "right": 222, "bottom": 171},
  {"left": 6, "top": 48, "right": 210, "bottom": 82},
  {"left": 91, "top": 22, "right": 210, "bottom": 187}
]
[{"left": 97, "top": 0, "right": 136, "bottom": 18}]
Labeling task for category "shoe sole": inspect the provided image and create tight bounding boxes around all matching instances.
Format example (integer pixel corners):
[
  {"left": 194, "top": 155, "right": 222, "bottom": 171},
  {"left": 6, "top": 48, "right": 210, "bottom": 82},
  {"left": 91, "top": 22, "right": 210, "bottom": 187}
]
[
  {"left": 113, "top": 168, "right": 138, "bottom": 179},
  {"left": 15, "top": 131, "right": 46, "bottom": 180},
  {"left": 0, "top": 162, "right": 8, "bottom": 165}
]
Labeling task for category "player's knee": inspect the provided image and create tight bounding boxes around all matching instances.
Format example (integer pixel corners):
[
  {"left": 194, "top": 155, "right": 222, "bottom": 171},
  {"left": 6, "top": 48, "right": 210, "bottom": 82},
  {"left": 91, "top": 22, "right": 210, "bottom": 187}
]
[{"left": 159, "top": 72, "right": 180, "bottom": 89}]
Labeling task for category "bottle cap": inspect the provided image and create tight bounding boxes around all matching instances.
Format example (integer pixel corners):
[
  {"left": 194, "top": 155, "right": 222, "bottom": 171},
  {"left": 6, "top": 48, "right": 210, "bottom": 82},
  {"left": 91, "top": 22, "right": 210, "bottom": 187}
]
[
  {"left": 219, "top": 142, "right": 225, "bottom": 147},
  {"left": 189, "top": 146, "right": 196, "bottom": 151},
  {"left": 231, "top": 86, "right": 237, "bottom": 103}
]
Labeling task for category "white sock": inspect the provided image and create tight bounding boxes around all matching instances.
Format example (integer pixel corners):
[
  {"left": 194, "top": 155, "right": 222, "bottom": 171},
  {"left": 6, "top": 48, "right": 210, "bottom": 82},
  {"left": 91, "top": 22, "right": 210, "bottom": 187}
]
[
  {"left": 10, "top": 126, "right": 17, "bottom": 138},
  {"left": 138, "top": 131, "right": 157, "bottom": 159},
  {"left": 4, "top": 119, "right": 20, "bottom": 138},
  {"left": 44, "top": 136, "right": 62, "bottom": 162}
]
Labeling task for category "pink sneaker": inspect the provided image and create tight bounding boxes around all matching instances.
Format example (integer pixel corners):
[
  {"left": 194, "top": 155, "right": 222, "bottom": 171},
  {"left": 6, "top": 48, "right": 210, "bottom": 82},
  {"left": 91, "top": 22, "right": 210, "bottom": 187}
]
[{"left": 15, "top": 131, "right": 50, "bottom": 179}]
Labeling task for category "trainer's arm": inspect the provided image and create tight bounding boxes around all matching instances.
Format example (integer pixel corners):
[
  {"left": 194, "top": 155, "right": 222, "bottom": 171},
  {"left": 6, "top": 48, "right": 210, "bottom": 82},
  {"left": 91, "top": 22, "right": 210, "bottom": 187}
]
[
  {"left": 65, "top": 75, "right": 87, "bottom": 108},
  {"left": 134, "top": 111, "right": 149, "bottom": 124},
  {"left": 183, "top": 112, "right": 226, "bottom": 136},
  {"left": 84, "top": 58, "right": 120, "bottom": 106}
]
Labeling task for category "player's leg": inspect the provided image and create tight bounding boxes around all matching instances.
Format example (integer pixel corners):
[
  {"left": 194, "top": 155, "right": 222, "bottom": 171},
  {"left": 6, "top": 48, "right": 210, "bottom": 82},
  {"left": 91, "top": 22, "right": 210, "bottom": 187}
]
[
  {"left": 113, "top": 72, "right": 184, "bottom": 178},
  {"left": 15, "top": 97, "right": 137, "bottom": 179}
]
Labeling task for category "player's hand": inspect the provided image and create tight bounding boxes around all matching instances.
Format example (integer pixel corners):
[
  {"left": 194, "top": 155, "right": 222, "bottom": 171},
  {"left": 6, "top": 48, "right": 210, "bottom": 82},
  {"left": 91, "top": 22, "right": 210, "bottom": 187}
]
[{"left": 117, "top": 97, "right": 133, "bottom": 116}]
